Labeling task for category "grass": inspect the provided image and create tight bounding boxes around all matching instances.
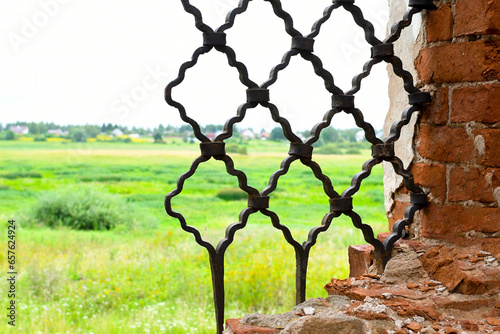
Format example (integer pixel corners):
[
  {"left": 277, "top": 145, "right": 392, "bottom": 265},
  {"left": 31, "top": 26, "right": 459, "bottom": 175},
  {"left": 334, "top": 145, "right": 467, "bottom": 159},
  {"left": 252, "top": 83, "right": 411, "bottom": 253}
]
[{"left": 0, "top": 140, "right": 389, "bottom": 333}]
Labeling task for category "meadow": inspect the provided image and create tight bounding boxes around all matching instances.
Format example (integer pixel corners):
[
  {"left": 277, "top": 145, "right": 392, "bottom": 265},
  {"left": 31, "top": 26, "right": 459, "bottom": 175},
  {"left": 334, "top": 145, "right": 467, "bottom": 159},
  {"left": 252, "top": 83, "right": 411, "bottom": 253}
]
[{"left": 0, "top": 140, "right": 388, "bottom": 334}]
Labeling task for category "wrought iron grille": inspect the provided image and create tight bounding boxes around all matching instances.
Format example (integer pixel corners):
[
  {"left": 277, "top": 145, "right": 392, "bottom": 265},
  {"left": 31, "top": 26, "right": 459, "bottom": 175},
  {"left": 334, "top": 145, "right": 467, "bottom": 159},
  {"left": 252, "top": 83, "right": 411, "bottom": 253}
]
[{"left": 164, "top": 0, "right": 435, "bottom": 332}]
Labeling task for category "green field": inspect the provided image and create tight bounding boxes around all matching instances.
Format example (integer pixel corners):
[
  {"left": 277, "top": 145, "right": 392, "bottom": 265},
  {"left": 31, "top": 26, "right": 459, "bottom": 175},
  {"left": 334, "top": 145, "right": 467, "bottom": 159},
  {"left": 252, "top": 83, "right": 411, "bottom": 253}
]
[{"left": 0, "top": 140, "right": 389, "bottom": 333}]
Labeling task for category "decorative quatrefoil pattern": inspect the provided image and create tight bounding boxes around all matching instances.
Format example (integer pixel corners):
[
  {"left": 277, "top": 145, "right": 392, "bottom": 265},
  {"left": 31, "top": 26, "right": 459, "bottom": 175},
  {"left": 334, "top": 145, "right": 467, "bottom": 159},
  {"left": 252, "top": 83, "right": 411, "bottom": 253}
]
[{"left": 164, "top": 1, "right": 436, "bottom": 332}]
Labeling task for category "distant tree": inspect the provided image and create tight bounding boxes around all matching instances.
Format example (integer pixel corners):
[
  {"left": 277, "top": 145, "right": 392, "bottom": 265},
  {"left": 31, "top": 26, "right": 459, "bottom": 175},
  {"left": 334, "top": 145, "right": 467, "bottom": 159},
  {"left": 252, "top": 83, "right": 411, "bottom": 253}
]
[
  {"left": 153, "top": 132, "right": 164, "bottom": 143},
  {"left": 179, "top": 124, "right": 192, "bottom": 133},
  {"left": 28, "top": 122, "right": 40, "bottom": 135},
  {"left": 0, "top": 123, "right": 3, "bottom": 132},
  {"left": 5, "top": 130, "right": 15, "bottom": 140},
  {"left": 322, "top": 127, "right": 340, "bottom": 143},
  {"left": 342, "top": 128, "right": 358, "bottom": 142},
  {"left": 204, "top": 124, "right": 223, "bottom": 133},
  {"left": 232, "top": 126, "right": 241, "bottom": 138},
  {"left": 38, "top": 123, "right": 47, "bottom": 134},
  {"left": 71, "top": 128, "right": 87, "bottom": 142},
  {"left": 270, "top": 127, "right": 286, "bottom": 141},
  {"left": 84, "top": 125, "right": 99, "bottom": 138}
]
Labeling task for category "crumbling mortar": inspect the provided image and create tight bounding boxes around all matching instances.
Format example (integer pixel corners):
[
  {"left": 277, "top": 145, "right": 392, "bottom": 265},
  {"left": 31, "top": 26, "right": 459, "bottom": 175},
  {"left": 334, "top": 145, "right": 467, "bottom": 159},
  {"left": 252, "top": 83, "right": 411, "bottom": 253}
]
[
  {"left": 454, "top": 34, "right": 500, "bottom": 43},
  {"left": 450, "top": 0, "right": 457, "bottom": 39},
  {"left": 445, "top": 164, "right": 451, "bottom": 204},
  {"left": 446, "top": 79, "right": 500, "bottom": 90}
]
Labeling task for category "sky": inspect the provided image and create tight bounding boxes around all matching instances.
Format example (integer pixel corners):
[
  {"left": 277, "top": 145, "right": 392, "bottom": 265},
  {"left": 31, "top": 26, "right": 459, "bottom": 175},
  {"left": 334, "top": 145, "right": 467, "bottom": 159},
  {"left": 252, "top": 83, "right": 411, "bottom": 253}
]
[{"left": 0, "top": 0, "right": 392, "bottom": 132}]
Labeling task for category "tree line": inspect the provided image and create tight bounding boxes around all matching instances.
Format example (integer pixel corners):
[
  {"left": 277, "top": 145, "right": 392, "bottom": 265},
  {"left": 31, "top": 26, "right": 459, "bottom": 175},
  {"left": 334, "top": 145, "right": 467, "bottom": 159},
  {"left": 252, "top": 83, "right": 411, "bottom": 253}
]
[{"left": 1, "top": 121, "right": 372, "bottom": 148}]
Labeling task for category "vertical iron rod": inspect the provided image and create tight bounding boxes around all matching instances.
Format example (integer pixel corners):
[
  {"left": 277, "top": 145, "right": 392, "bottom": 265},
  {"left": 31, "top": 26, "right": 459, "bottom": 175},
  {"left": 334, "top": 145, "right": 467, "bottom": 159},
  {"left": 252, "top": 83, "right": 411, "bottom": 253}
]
[
  {"left": 209, "top": 253, "right": 225, "bottom": 334},
  {"left": 295, "top": 249, "right": 309, "bottom": 305}
]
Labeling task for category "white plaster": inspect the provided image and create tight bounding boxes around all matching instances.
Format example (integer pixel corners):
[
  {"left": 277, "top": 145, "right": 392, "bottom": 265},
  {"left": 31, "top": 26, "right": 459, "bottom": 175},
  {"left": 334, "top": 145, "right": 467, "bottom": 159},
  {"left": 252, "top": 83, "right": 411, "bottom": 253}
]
[
  {"left": 383, "top": 1, "right": 426, "bottom": 213},
  {"left": 494, "top": 187, "right": 500, "bottom": 206},
  {"left": 474, "top": 135, "right": 486, "bottom": 157}
]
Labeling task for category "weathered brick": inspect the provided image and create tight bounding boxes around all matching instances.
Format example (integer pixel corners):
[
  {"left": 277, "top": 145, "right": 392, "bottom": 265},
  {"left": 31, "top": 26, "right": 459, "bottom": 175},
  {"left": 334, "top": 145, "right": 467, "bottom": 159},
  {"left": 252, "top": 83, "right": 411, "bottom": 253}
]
[
  {"left": 421, "top": 204, "right": 500, "bottom": 242},
  {"left": 415, "top": 41, "right": 500, "bottom": 84},
  {"left": 449, "top": 167, "right": 500, "bottom": 203},
  {"left": 421, "top": 87, "right": 449, "bottom": 125},
  {"left": 474, "top": 129, "right": 500, "bottom": 167},
  {"left": 417, "top": 125, "right": 474, "bottom": 163},
  {"left": 427, "top": 4, "right": 453, "bottom": 42},
  {"left": 455, "top": 0, "right": 500, "bottom": 37},
  {"left": 388, "top": 200, "right": 408, "bottom": 230},
  {"left": 451, "top": 84, "right": 500, "bottom": 123},
  {"left": 225, "top": 319, "right": 280, "bottom": 334},
  {"left": 411, "top": 163, "right": 447, "bottom": 202},
  {"left": 348, "top": 244, "right": 373, "bottom": 278}
]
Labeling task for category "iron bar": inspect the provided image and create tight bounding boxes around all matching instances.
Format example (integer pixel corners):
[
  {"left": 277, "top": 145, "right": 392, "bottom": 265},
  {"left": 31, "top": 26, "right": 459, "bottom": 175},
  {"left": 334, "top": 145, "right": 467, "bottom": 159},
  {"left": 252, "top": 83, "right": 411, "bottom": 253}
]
[{"left": 164, "top": 1, "right": 435, "bottom": 332}]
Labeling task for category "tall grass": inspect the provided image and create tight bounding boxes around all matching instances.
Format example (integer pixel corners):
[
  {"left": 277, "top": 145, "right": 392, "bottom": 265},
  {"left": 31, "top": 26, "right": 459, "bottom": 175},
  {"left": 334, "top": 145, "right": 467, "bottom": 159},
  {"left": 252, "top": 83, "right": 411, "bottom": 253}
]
[{"left": 0, "top": 141, "right": 389, "bottom": 333}]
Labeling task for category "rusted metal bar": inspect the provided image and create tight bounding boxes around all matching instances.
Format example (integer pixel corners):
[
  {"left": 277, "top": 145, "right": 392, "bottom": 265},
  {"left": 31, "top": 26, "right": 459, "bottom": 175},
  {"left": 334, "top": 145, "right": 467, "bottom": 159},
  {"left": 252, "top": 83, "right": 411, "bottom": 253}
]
[{"left": 164, "top": 1, "right": 435, "bottom": 332}]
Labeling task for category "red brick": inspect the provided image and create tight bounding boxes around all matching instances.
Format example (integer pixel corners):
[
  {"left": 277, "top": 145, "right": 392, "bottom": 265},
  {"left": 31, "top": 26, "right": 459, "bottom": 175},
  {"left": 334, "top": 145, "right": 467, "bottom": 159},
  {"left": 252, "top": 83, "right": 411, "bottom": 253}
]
[
  {"left": 411, "top": 163, "right": 447, "bottom": 202},
  {"left": 421, "top": 87, "right": 449, "bottom": 125},
  {"left": 460, "top": 320, "right": 479, "bottom": 331},
  {"left": 417, "top": 125, "right": 474, "bottom": 163},
  {"left": 377, "top": 232, "right": 391, "bottom": 243},
  {"left": 388, "top": 200, "right": 408, "bottom": 230},
  {"left": 455, "top": 0, "right": 500, "bottom": 37},
  {"left": 427, "top": 4, "right": 453, "bottom": 42},
  {"left": 348, "top": 244, "right": 373, "bottom": 277},
  {"left": 474, "top": 129, "right": 500, "bottom": 167},
  {"left": 451, "top": 84, "right": 500, "bottom": 123},
  {"left": 421, "top": 204, "right": 500, "bottom": 242},
  {"left": 415, "top": 41, "right": 500, "bottom": 84},
  {"left": 421, "top": 245, "right": 500, "bottom": 295},
  {"left": 449, "top": 167, "right": 500, "bottom": 202},
  {"left": 225, "top": 319, "right": 280, "bottom": 334}
]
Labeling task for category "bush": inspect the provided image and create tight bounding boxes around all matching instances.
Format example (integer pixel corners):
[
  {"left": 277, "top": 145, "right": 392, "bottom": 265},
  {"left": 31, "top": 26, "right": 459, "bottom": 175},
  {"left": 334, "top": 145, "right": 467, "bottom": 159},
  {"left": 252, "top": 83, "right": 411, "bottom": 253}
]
[
  {"left": 315, "top": 144, "right": 343, "bottom": 155},
  {"left": 215, "top": 187, "right": 247, "bottom": 201},
  {"left": 30, "top": 185, "right": 138, "bottom": 231},
  {"left": 345, "top": 148, "right": 362, "bottom": 155},
  {"left": 1, "top": 172, "right": 43, "bottom": 179},
  {"left": 153, "top": 132, "right": 164, "bottom": 143},
  {"left": 5, "top": 130, "right": 15, "bottom": 140},
  {"left": 226, "top": 143, "right": 248, "bottom": 155},
  {"left": 71, "top": 128, "right": 87, "bottom": 142}
]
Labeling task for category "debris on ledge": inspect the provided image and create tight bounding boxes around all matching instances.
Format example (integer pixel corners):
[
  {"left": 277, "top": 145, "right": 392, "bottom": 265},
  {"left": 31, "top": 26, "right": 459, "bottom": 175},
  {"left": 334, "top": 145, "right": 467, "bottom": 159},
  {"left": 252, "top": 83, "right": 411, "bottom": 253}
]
[{"left": 224, "top": 241, "right": 500, "bottom": 334}]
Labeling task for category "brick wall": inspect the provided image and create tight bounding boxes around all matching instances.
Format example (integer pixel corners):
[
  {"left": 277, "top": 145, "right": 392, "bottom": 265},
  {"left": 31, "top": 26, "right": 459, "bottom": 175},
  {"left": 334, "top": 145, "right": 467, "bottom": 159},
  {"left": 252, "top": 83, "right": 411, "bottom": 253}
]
[{"left": 392, "top": 0, "right": 500, "bottom": 257}]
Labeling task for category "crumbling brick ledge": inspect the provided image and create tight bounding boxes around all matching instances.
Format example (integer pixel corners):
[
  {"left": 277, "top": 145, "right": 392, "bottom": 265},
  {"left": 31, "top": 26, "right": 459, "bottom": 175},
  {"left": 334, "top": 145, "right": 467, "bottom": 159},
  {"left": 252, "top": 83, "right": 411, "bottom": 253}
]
[{"left": 224, "top": 241, "right": 500, "bottom": 334}]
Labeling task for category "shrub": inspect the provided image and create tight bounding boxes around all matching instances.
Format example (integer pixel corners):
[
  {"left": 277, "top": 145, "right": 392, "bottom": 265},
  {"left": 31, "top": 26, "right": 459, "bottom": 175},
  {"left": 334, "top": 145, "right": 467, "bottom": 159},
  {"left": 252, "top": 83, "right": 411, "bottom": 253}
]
[
  {"left": 345, "top": 148, "right": 362, "bottom": 155},
  {"left": 5, "top": 130, "right": 15, "bottom": 140},
  {"left": 71, "top": 128, "right": 87, "bottom": 142},
  {"left": 1, "top": 172, "right": 42, "bottom": 179},
  {"left": 153, "top": 132, "right": 164, "bottom": 143},
  {"left": 31, "top": 185, "right": 137, "bottom": 231},
  {"left": 315, "top": 144, "right": 343, "bottom": 155},
  {"left": 215, "top": 187, "right": 247, "bottom": 201},
  {"left": 226, "top": 143, "right": 248, "bottom": 155}
]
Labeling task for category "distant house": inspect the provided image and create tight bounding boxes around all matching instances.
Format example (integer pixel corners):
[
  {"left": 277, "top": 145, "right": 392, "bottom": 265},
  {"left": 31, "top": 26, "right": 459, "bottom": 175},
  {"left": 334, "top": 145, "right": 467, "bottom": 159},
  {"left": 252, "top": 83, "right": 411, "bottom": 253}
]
[
  {"left": 241, "top": 129, "right": 255, "bottom": 140},
  {"left": 259, "top": 131, "right": 270, "bottom": 140},
  {"left": 111, "top": 128, "right": 124, "bottom": 137},
  {"left": 48, "top": 129, "right": 69, "bottom": 136},
  {"left": 206, "top": 132, "right": 216, "bottom": 141},
  {"left": 9, "top": 126, "right": 29, "bottom": 135}
]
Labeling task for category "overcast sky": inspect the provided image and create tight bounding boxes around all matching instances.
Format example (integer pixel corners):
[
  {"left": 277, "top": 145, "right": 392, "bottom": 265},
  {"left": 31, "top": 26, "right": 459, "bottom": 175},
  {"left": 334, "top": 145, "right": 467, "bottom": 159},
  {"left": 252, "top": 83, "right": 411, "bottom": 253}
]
[{"left": 0, "top": 0, "right": 391, "bottom": 132}]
